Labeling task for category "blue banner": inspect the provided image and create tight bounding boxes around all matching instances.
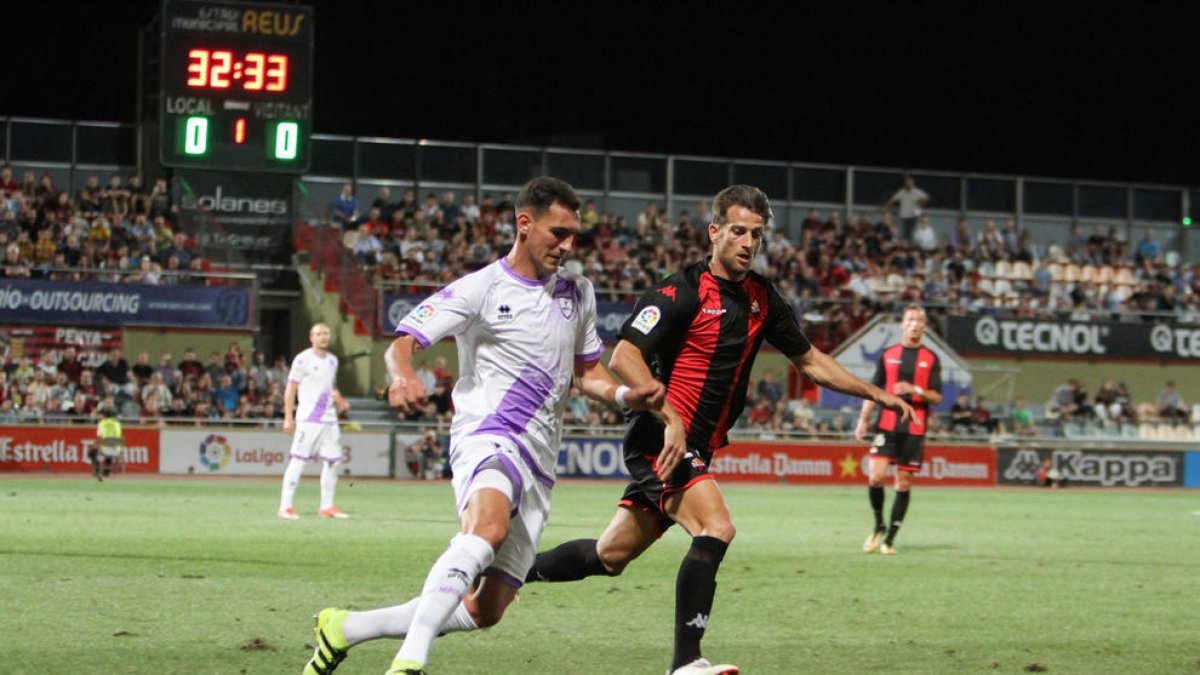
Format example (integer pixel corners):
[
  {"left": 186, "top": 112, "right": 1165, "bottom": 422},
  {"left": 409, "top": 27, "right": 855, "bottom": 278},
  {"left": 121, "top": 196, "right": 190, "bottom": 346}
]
[
  {"left": 0, "top": 279, "right": 251, "bottom": 330},
  {"left": 556, "top": 436, "right": 628, "bottom": 479},
  {"left": 381, "top": 291, "right": 634, "bottom": 341},
  {"left": 1186, "top": 451, "right": 1200, "bottom": 488}
]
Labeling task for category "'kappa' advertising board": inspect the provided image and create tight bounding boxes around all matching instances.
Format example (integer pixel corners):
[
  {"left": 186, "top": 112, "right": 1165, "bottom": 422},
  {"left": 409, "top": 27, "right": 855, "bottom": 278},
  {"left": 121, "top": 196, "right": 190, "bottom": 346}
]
[
  {"left": 0, "top": 425, "right": 159, "bottom": 473},
  {"left": 711, "top": 442, "right": 995, "bottom": 486},
  {"left": 159, "top": 429, "right": 391, "bottom": 476},
  {"left": 997, "top": 447, "right": 1183, "bottom": 487}
]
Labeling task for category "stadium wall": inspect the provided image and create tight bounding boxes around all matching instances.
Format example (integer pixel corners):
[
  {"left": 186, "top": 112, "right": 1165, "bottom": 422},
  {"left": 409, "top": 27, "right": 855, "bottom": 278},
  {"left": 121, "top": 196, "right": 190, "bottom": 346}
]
[{"left": 124, "top": 329, "right": 255, "bottom": 367}]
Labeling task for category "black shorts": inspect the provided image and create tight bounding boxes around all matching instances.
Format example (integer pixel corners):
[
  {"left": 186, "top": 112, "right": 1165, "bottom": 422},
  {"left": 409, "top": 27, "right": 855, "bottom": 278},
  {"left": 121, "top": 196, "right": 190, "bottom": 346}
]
[
  {"left": 868, "top": 431, "right": 925, "bottom": 472},
  {"left": 618, "top": 415, "right": 716, "bottom": 530}
]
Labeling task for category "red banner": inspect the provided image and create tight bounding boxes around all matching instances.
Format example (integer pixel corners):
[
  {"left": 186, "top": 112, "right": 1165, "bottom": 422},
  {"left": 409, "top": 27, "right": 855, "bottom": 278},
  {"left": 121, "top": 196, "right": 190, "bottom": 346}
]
[
  {"left": 0, "top": 425, "right": 160, "bottom": 473},
  {"left": 710, "top": 442, "right": 995, "bottom": 486},
  {"left": 0, "top": 325, "right": 122, "bottom": 369}
]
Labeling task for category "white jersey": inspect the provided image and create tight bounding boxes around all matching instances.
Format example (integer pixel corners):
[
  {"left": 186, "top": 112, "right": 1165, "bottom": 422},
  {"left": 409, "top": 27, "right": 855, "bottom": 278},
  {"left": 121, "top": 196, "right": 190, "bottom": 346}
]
[
  {"left": 287, "top": 348, "right": 339, "bottom": 424},
  {"left": 395, "top": 258, "right": 604, "bottom": 484}
]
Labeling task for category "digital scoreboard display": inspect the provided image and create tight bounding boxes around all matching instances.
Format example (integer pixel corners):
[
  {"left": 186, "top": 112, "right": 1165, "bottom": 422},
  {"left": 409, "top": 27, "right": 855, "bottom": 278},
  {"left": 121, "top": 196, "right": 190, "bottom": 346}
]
[{"left": 160, "top": 0, "right": 313, "bottom": 172}]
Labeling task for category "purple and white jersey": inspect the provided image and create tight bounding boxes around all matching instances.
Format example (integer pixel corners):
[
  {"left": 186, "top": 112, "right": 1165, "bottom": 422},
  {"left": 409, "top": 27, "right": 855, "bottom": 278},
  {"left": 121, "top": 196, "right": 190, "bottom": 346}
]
[
  {"left": 287, "top": 348, "right": 339, "bottom": 424},
  {"left": 395, "top": 258, "right": 604, "bottom": 483}
]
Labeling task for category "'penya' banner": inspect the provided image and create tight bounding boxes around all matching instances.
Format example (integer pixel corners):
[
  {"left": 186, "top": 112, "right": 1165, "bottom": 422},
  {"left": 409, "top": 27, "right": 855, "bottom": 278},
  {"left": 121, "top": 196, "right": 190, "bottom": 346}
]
[{"left": 0, "top": 278, "right": 252, "bottom": 330}]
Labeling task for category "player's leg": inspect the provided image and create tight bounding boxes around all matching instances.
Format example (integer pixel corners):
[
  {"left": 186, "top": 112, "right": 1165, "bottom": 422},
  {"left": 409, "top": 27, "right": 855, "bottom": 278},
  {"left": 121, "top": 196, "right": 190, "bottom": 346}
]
[
  {"left": 865, "top": 433, "right": 898, "bottom": 552},
  {"left": 390, "top": 454, "right": 517, "bottom": 670},
  {"left": 525, "top": 504, "right": 661, "bottom": 582},
  {"left": 317, "top": 424, "right": 347, "bottom": 517},
  {"left": 883, "top": 436, "right": 922, "bottom": 554},
  {"left": 663, "top": 478, "right": 738, "bottom": 674},
  {"left": 280, "top": 425, "right": 314, "bottom": 518},
  {"left": 864, "top": 455, "right": 890, "bottom": 552}
]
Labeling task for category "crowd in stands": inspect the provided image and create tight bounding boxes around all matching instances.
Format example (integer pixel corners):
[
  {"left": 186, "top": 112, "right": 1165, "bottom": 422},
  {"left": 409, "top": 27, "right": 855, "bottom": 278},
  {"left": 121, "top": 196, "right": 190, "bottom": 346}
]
[
  {"left": 330, "top": 178, "right": 1200, "bottom": 354},
  {"left": 0, "top": 344, "right": 292, "bottom": 426},
  {"left": 0, "top": 165, "right": 215, "bottom": 284}
]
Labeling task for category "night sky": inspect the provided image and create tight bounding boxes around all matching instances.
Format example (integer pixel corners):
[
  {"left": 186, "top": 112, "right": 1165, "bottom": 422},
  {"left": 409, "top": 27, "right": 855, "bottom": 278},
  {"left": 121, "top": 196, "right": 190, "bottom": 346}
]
[{"left": 6, "top": 2, "right": 1199, "bottom": 186}]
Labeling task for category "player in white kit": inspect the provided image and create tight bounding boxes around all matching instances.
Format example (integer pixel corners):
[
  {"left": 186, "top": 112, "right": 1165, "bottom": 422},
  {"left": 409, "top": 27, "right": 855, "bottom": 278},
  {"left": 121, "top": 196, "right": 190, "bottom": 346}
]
[
  {"left": 278, "top": 323, "right": 350, "bottom": 520},
  {"left": 302, "top": 177, "right": 665, "bottom": 675}
]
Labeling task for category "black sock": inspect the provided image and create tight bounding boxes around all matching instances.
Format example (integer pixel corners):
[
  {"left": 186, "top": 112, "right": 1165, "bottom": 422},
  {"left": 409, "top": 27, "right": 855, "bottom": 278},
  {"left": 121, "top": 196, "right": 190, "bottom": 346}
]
[
  {"left": 673, "top": 536, "right": 729, "bottom": 670},
  {"left": 868, "top": 485, "right": 885, "bottom": 531},
  {"left": 524, "top": 539, "right": 611, "bottom": 583},
  {"left": 885, "top": 491, "right": 911, "bottom": 545}
]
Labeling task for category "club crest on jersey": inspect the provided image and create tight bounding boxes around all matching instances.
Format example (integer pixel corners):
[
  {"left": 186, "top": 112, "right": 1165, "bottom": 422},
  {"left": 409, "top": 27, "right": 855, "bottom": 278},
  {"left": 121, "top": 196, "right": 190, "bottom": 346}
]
[
  {"left": 750, "top": 300, "right": 761, "bottom": 315},
  {"left": 557, "top": 296, "right": 576, "bottom": 319},
  {"left": 631, "top": 306, "right": 662, "bottom": 334},
  {"left": 408, "top": 303, "right": 437, "bottom": 325}
]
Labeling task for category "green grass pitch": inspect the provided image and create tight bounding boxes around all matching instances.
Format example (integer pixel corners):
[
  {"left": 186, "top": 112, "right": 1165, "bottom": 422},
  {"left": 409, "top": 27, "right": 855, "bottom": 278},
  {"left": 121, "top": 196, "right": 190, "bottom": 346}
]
[{"left": 1, "top": 476, "right": 1197, "bottom": 674}]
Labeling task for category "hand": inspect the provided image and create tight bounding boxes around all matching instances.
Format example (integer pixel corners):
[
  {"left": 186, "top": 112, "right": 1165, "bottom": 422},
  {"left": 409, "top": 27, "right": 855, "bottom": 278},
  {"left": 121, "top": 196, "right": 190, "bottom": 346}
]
[
  {"left": 622, "top": 381, "right": 666, "bottom": 411},
  {"left": 893, "top": 381, "right": 915, "bottom": 396},
  {"left": 335, "top": 397, "right": 350, "bottom": 414},
  {"left": 854, "top": 417, "right": 870, "bottom": 442},
  {"left": 388, "top": 376, "right": 427, "bottom": 415},
  {"left": 653, "top": 417, "right": 687, "bottom": 480},
  {"left": 282, "top": 418, "right": 295, "bottom": 434},
  {"left": 877, "top": 392, "right": 915, "bottom": 423}
]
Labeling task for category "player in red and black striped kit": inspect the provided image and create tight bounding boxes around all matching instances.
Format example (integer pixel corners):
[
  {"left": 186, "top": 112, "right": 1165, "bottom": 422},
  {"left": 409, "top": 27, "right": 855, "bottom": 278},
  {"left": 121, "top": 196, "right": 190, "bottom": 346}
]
[
  {"left": 855, "top": 305, "right": 943, "bottom": 555},
  {"left": 525, "top": 185, "right": 914, "bottom": 675}
]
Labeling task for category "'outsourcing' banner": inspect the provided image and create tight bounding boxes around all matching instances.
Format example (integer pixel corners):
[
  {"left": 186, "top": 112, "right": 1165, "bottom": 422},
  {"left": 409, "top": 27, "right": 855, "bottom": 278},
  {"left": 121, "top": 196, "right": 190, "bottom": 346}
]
[
  {"left": 0, "top": 279, "right": 252, "bottom": 330},
  {"left": 946, "top": 315, "right": 1200, "bottom": 360}
]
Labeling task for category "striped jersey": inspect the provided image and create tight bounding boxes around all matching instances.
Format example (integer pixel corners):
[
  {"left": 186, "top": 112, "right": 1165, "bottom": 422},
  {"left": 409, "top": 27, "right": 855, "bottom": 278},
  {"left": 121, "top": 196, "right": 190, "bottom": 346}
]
[
  {"left": 871, "top": 343, "right": 941, "bottom": 435},
  {"left": 395, "top": 258, "right": 604, "bottom": 484},
  {"left": 288, "top": 348, "right": 339, "bottom": 424},
  {"left": 619, "top": 259, "right": 811, "bottom": 453}
]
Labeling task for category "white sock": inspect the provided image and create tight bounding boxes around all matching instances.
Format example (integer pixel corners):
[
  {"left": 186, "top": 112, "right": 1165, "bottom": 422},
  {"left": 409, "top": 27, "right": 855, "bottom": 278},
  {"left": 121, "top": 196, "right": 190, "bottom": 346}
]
[
  {"left": 320, "top": 461, "right": 338, "bottom": 509},
  {"left": 279, "top": 458, "right": 306, "bottom": 510},
  {"left": 341, "top": 599, "right": 478, "bottom": 646},
  {"left": 395, "top": 533, "right": 494, "bottom": 666}
]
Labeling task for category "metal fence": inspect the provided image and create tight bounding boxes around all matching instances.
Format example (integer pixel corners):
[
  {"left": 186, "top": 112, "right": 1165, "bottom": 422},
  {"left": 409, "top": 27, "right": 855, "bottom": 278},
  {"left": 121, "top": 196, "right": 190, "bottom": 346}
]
[{"left": 2, "top": 115, "right": 1196, "bottom": 263}]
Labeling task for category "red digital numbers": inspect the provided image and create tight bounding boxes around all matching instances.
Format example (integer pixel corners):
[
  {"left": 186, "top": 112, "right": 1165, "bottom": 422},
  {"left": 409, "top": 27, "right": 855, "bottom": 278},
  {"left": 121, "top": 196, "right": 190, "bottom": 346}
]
[{"left": 185, "top": 49, "right": 289, "bottom": 93}]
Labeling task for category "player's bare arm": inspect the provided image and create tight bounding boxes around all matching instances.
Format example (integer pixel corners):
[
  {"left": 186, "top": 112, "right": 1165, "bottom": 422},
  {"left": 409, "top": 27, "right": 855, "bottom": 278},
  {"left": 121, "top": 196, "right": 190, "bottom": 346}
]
[
  {"left": 893, "top": 381, "right": 943, "bottom": 406},
  {"left": 610, "top": 339, "right": 688, "bottom": 478},
  {"left": 282, "top": 379, "right": 298, "bottom": 433},
  {"left": 333, "top": 389, "right": 350, "bottom": 414},
  {"left": 573, "top": 356, "right": 665, "bottom": 412},
  {"left": 385, "top": 335, "right": 428, "bottom": 414},
  {"left": 790, "top": 346, "right": 914, "bottom": 422}
]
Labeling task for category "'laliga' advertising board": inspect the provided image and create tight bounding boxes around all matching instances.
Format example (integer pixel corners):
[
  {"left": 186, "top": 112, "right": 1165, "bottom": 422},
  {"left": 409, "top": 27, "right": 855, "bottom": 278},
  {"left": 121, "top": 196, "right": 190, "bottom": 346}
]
[
  {"left": 711, "top": 442, "right": 995, "bottom": 485},
  {"left": 997, "top": 447, "right": 1184, "bottom": 487},
  {"left": 160, "top": 429, "right": 391, "bottom": 476},
  {"left": 0, "top": 425, "right": 160, "bottom": 473}
]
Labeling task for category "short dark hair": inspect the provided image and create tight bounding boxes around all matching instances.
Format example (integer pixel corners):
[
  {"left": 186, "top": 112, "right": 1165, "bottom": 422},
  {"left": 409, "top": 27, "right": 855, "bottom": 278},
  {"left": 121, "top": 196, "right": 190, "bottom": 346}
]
[
  {"left": 712, "top": 185, "right": 772, "bottom": 226},
  {"left": 516, "top": 177, "right": 581, "bottom": 217}
]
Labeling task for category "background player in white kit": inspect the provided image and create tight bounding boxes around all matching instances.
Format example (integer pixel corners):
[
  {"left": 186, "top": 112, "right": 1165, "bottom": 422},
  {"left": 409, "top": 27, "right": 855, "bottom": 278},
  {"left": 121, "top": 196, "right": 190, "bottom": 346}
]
[
  {"left": 301, "top": 177, "right": 664, "bottom": 675},
  {"left": 278, "top": 323, "right": 350, "bottom": 520}
]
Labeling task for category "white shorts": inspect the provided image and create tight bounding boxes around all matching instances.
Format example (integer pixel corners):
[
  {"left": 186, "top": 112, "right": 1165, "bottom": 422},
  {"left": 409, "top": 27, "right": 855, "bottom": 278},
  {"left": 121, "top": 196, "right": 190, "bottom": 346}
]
[
  {"left": 450, "top": 435, "right": 553, "bottom": 588},
  {"left": 290, "top": 422, "right": 342, "bottom": 462}
]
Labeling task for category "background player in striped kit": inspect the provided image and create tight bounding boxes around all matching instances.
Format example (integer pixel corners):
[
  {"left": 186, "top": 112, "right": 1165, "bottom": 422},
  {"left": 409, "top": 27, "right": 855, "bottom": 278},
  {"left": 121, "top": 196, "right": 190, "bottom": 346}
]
[
  {"left": 277, "top": 323, "right": 350, "bottom": 520},
  {"left": 856, "top": 305, "right": 943, "bottom": 555},
  {"left": 524, "top": 185, "right": 914, "bottom": 675}
]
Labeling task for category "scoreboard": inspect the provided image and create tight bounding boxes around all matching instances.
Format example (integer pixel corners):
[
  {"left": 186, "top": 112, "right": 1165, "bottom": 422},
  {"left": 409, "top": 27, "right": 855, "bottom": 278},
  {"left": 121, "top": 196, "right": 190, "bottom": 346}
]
[{"left": 159, "top": 0, "right": 313, "bottom": 173}]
